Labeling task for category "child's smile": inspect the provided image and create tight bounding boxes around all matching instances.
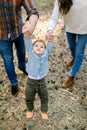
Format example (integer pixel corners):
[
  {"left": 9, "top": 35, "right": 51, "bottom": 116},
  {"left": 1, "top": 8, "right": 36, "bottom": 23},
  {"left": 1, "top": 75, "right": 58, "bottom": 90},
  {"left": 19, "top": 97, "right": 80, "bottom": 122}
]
[{"left": 33, "top": 41, "right": 45, "bottom": 54}]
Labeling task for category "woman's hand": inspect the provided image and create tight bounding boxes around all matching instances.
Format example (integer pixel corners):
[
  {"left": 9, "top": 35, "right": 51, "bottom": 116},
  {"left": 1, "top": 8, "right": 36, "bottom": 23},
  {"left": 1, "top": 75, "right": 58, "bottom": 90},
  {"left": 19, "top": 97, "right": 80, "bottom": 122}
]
[{"left": 45, "top": 30, "right": 54, "bottom": 41}]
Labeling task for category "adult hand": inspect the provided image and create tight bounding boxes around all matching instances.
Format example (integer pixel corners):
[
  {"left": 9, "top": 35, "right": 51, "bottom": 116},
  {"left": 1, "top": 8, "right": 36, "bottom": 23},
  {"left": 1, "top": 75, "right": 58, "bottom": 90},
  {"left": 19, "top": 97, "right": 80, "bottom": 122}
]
[
  {"left": 22, "top": 15, "right": 38, "bottom": 38},
  {"left": 22, "top": 21, "right": 32, "bottom": 38},
  {"left": 45, "top": 30, "right": 54, "bottom": 41}
]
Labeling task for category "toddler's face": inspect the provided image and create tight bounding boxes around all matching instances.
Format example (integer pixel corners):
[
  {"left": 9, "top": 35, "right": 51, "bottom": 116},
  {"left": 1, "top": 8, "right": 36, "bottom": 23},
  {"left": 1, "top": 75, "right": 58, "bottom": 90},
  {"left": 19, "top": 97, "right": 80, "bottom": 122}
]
[{"left": 33, "top": 41, "right": 45, "bottom": 54}]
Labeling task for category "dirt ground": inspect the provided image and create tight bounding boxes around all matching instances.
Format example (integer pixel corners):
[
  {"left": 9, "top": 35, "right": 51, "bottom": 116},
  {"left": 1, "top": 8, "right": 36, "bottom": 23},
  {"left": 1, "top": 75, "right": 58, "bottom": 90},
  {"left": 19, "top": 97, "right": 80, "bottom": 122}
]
[{"left": 0, "top": 3, "right": 87, "bottom": 130}]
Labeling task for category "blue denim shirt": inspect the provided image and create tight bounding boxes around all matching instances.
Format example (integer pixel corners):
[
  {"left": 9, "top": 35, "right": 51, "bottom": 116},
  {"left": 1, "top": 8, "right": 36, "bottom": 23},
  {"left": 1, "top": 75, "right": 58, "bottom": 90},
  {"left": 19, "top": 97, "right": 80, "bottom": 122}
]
[{"left": 25, "top": 38, "right": 53, "bottom": 80}]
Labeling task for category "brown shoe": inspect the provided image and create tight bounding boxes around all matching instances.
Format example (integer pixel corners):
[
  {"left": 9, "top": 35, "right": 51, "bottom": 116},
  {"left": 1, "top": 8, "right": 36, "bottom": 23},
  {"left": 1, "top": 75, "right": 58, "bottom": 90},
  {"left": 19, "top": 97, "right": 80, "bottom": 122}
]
[
  {"left": 62, "top": 76, "right": 74, "bottom": 88},
  {"left": 66, "top": 58, "right": 74, "bottom": 67},
  {"left": 39, "top": 111, "right": 48, "bottom": 120},
  {"left": 26, "top": 109, "right": 34, "bottom": 119}
]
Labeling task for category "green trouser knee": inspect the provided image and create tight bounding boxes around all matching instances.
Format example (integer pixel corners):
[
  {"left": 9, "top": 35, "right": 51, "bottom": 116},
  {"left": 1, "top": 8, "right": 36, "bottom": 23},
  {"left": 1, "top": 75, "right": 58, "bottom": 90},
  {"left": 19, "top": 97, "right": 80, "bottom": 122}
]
[{"left": 25, "top": 78, "right": 48, "bottom": 112}]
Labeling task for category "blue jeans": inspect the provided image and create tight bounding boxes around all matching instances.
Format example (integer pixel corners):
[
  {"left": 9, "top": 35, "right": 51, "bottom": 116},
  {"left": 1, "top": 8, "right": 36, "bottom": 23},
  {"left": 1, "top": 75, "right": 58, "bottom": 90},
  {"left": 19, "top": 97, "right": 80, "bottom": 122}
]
[
  {"left": 66, "top": 32, "right": 87, "bottom": 77},
  {"left": 0, "top": 34, "right": 26, "bottom": 86}
]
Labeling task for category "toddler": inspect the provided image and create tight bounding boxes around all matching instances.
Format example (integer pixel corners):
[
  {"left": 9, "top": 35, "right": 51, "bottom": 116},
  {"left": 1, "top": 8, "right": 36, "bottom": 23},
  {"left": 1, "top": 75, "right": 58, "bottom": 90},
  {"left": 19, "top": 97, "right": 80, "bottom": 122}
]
[{"left": 25, "top": 38, "right": 53, "bottom": 120}]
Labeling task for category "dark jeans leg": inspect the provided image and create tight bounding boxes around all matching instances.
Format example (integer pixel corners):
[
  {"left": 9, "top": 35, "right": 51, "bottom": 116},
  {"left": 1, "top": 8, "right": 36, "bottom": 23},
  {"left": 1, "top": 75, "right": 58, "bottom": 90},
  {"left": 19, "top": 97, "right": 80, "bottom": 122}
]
[
  {"left": 0, "top": 40, "right": 18, "bottom": 86},
  {"left": 14, "top": 34, "right": 26, "bottom": 69}
]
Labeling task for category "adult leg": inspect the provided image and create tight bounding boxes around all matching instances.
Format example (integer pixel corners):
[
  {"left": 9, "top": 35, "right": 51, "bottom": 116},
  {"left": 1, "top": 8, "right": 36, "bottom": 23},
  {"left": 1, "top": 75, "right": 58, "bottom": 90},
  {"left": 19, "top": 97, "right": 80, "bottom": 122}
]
[
  {"left": 70, "top": 34, "right": 87, "bottom": 77},
  {"left": 62, "top": 34, "right": 87, "bottom": 88},
  {"left": 14, "top": 34, "right": 28, "bottom": 75},
  {"left": 0, "top": 40, "right": 19, "bottom": 95},
  {"left": 0, "top": 40, "right": 18, "bottom": 86},
  {"left": 66, "top": 32, "right": 77, "bottom": 58}
]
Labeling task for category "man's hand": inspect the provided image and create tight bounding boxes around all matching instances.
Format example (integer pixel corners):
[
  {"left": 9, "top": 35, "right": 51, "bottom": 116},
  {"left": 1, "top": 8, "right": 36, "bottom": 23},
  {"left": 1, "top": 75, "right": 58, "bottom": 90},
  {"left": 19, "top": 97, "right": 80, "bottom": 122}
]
[
  {"left": 22, "top": 21, "right": 32, "bottom": 38},
  {"left": 22, "top": 15, "right": 38, "bottom": 38}
]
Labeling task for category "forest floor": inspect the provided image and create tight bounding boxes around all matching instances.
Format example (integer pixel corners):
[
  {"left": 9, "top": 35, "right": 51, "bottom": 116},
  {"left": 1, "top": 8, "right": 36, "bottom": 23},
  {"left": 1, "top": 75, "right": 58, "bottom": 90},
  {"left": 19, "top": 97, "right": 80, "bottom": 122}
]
[{"left": 0, "top": 1, "right": 87, "bottom": 130}]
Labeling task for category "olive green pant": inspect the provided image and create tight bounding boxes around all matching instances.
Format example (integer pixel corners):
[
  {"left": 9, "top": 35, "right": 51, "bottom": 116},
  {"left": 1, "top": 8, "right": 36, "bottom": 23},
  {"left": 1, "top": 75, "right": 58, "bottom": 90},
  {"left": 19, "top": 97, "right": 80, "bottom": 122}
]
[{"left": 25, "top": 77, "right": 48, "bottom": 112}]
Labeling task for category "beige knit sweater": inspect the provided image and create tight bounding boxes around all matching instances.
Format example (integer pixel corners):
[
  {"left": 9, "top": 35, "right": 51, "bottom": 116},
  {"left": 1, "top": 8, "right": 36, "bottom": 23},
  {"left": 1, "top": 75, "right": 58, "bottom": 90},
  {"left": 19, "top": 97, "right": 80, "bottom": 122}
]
[{"left": 48, "top": 0, "right": 87, "bottom": 34}]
